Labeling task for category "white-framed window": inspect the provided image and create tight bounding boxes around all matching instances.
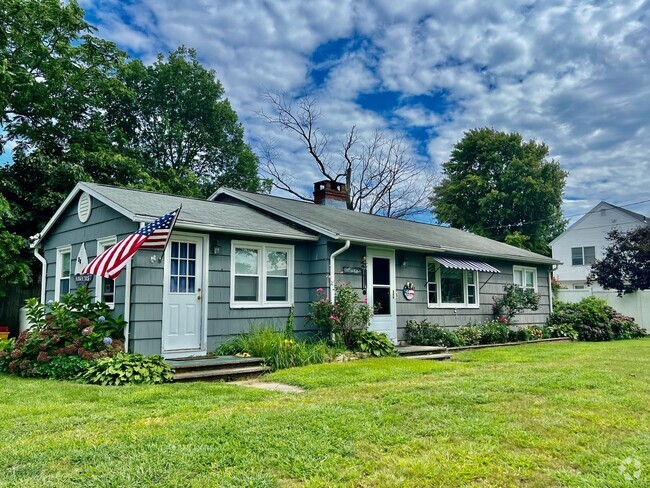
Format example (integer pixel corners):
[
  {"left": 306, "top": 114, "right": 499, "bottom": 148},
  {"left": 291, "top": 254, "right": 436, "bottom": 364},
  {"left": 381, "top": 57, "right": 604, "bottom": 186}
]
[
  {"left": 571, "top": 246, "right": 596, "bottom": 266},
  {"left": 230, "top": 241, "right": 293, "bottom": 308},
  {"left": 426, "top": 258, "right": 479, "bottom": 308},
  {"left": 55, "top": 246, "right": 72, "bottom": 300},
  {"left": 574, "top": 284, "right": 586, "bottom": 290},
  {"left": 513, "top": 266, "right": 537, "bottom": 291},
  {"left": 96, "top": 236, "right": 117, "bottom": 308}
]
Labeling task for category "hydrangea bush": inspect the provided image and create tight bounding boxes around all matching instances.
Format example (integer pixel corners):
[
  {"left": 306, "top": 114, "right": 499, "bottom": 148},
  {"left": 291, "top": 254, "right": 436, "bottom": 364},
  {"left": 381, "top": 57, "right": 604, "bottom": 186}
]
[{"left": 1, "top": 287, "right": 126, "bottom": 377}]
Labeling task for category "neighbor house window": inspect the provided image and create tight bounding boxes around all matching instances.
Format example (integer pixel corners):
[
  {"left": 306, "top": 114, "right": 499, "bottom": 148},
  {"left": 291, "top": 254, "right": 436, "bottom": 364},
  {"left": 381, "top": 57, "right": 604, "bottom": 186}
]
[
  {"left": 55, "top": 246, "right": 72, "bottom": 300},
  {"left": 571, "top": 246, "right": 596, "bottom": 266},
  {"left": 513, "top": 266, "right": 537, "bottom": 291},
  {"left": 96, "top": 236, "right": 116, "bottom": 307},
  {"left": 426, "top": 258, "right": 479, "bottom": 307},
  {"left": 231, "top": 241, "right": 293, "bottom": 307}
]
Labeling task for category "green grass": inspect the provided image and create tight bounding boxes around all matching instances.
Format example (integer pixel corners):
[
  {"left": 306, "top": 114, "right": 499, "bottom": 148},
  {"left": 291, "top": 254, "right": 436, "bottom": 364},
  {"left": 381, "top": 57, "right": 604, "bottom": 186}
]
[{"left": 1, "top": 340, "right": 649, "bottom": 487}]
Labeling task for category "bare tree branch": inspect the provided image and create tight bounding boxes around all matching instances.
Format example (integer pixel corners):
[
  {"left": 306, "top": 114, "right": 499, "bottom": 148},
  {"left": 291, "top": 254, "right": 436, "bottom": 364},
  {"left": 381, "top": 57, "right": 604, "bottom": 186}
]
[{"left": 257, "top": 91, "right": 437, "bottom": 219}]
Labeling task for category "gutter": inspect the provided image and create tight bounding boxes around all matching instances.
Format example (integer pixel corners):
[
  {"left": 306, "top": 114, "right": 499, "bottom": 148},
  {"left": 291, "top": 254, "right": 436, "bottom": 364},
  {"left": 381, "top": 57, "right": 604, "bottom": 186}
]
[
  {"left": 33, "top": 245, "right": 47, "bottom": 303},
  {"left": 329, "top": 240, "right": 351, "bottom": 303}
]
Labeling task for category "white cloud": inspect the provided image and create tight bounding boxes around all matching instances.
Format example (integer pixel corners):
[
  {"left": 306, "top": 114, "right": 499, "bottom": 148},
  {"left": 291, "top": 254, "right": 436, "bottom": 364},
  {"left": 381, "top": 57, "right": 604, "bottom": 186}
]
[{"left": 80, "top": 0, "right": 650, "bottom": 221}]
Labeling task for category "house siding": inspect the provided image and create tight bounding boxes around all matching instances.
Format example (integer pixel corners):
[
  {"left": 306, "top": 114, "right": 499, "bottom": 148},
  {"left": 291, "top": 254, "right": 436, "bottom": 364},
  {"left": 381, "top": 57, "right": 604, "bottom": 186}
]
[
  {"left": 41, "top": 194, "right": 137, "bottom": 325},
  {"left": 329, "top": 246, "right": 552, "bottom": 341}
]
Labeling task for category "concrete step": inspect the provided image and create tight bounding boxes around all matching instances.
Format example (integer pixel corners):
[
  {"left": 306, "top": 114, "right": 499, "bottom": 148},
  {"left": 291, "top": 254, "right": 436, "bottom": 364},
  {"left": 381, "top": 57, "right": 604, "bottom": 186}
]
[
  {"left": 173, "top": 365, "right": 271, "bottom": 382},
  {"left": 167, "top": 356, "right": 264, "bottom": 373},
  {"left": 395, "top": 345, "right": 448, "bottom": 356},
  {"left": 402, "top": 353, "right": 453, "bottom": 361}
]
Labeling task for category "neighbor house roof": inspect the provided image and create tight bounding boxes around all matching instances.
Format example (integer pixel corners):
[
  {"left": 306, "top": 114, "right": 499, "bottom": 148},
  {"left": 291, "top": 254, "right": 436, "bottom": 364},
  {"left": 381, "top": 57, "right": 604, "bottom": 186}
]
[
  {"left": 34, "top": 183, "right": 317, "bottom": 247},
  {"left": 549, "top": 201, "right": 648, "bottom": 245},
  {"left": 210, "top": 188, "right": 559, "bottom": 265}
]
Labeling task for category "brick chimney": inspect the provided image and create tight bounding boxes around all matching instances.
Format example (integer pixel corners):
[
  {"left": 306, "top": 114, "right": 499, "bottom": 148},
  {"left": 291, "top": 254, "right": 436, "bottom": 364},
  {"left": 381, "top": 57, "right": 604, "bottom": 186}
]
[{"left": 313, "top": 180, "right": 347, "bottom": 209}]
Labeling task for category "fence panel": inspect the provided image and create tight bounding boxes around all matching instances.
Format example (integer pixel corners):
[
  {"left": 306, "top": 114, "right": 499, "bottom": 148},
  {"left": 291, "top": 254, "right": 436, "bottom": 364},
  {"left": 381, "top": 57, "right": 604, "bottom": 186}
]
[{"left": 0, "top": 286, "right": 40, "bottom": 337}]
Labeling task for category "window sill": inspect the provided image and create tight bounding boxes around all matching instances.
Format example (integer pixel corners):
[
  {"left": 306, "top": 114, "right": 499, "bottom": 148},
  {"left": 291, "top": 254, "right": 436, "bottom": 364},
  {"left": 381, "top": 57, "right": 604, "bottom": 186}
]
[
  {"left": 427, "top": 304, "right": 480, "bottom": 310},
  {"left": 230, "top": 302, "right": 293, "bottom": 309}
]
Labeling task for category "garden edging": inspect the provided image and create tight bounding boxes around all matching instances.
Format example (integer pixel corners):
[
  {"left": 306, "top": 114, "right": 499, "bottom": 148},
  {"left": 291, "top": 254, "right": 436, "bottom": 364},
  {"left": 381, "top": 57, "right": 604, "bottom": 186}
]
[{"left": 447, "top": 337, "right": 573, "bottom": 352}]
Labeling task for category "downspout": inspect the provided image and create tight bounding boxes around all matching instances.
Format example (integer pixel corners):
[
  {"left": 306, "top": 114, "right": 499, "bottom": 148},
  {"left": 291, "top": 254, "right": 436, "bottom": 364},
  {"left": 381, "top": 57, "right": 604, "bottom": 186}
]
[
  {"left": 33, "top": 245, "right": 47, "bottom": 303},
  {"left": 329, "top": 240, "right": 351, "bottom": 303}
]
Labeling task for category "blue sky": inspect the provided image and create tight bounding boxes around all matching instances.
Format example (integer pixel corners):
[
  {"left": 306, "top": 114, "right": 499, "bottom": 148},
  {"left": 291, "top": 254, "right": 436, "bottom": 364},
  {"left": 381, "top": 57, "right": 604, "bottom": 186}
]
[{"left": 49, "top": 1, "right": 650, "bottom": 222}]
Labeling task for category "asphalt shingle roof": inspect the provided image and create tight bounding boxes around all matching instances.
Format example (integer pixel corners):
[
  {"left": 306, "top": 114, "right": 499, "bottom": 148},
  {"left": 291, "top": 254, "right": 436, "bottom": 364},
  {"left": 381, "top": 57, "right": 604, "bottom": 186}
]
[
  {"left": 213, "top": 188, "right": 559, "bottom": 265},
  {"left": 82, "top": 183, "right": 315, "bottom": 241}
]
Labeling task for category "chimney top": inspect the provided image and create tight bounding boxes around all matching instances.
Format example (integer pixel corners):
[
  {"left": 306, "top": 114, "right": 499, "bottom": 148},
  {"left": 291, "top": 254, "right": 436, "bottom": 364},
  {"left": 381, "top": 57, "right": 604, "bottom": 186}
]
[{"left": 313, "top": 180, "right": 347, "bottom": 209}]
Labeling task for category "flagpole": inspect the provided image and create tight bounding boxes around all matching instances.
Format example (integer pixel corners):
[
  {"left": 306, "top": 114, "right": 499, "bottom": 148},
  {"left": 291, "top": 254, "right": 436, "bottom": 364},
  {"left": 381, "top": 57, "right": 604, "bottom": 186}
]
[{"left": 158, "top": 204, "right": 182, "bottom": 260}]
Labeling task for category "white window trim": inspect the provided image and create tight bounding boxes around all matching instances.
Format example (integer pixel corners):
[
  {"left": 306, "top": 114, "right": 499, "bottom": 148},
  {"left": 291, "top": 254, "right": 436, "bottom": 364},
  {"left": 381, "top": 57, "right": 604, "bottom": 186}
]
[
  {"left": 425, "top": 258, "right": 480, "bottom": 309},
  {"left": 571, "top": 246, "right": 596, "bottom": 267},
  {"left": 230, "top": 240, "right": 294, "bottom": 309},
  {"left": 95, "top": 236, "right": 117, "bottom": 308},
  {"left": 513, "top": 265, "right": 538, "bottom": 292},
  {"left": 54, "top": 245, "right": 72, "bottom": 301}
]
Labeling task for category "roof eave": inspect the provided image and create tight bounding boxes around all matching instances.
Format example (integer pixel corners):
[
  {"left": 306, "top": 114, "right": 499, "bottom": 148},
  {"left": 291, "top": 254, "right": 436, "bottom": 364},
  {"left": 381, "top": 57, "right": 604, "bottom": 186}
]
[{"left": 31, "top": 182, "right": 136, "bottom": 248}]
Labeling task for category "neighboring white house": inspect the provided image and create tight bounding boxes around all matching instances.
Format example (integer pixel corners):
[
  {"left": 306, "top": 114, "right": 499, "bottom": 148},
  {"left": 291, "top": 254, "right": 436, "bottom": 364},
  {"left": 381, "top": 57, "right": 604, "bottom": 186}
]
[{"left": 551, "top": 202, "right": 648, "bottom": 289}]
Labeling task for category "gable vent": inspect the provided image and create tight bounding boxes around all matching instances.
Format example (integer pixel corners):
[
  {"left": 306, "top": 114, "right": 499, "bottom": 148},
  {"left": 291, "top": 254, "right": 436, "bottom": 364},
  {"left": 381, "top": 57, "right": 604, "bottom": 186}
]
[{"left": 78, "top": 193, "right": 92, "bottom": 223}]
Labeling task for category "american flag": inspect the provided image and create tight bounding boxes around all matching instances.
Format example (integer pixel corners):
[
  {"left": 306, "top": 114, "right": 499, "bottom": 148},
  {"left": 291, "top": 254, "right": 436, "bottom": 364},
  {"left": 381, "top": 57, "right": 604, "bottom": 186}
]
[{"left": 83, "top": 207, "right": 180, "bottom": 279}]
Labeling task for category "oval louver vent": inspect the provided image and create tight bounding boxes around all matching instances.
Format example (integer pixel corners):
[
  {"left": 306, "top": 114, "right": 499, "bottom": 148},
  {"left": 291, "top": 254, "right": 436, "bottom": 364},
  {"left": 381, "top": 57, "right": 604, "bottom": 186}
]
[{"left": 78, "top": 193, "right": 92, "bottom": 223}]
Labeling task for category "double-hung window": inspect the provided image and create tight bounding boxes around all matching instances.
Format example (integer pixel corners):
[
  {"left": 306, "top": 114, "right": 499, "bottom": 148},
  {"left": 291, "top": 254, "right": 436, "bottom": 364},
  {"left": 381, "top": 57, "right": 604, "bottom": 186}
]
[
  {"left": 231, "top": 241, "right": 293, "bottom": 307},
  {"left": 426, "top": 258, "right": 479, "bottom": 308},
  {"left": 55, "top": 246, "right": 72, "bottom": 300},
  {"left": 571, "top": 246, "right": 595, "bottom": 266},
  {"left": 513, "top": 266, "right": 537, "bottom": 291},
  {"left": 96, "top": 236, "right": 117, "bottom": 307}
]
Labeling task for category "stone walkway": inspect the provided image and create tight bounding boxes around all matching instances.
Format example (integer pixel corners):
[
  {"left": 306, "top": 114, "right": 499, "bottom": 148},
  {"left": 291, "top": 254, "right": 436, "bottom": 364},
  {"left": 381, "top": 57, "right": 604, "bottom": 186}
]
[{"left": 231, "top": 380, "right": 305, "bottom": 393}]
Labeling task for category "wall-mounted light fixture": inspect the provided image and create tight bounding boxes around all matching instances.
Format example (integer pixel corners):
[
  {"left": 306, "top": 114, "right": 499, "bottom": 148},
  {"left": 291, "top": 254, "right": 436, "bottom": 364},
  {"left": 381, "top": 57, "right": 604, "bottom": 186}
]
[
  {"left": 400, "top": 254, "right": 408, "bottom": 268},
  {"left": 212, "top": 241, "right": 222, "bottom": 255}
]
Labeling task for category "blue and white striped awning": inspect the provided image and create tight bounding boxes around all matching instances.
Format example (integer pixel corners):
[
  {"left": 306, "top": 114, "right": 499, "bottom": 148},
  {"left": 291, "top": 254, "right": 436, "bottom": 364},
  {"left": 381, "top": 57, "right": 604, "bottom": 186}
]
[{"left": 432, "top": 256, "right": 500, "bottom": 273}]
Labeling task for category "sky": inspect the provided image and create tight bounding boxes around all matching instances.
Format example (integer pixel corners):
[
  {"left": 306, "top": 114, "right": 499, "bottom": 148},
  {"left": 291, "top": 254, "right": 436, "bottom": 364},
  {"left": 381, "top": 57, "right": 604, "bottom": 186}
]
[{"left": 75, "top": 0, "right": 650, "bottom": 224}]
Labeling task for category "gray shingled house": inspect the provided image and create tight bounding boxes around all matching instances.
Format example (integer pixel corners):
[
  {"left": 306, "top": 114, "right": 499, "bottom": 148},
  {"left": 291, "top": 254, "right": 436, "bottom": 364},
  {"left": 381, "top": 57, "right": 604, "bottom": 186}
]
[{"left": 33, "top": 181, "right": 559, "bottom": 357}]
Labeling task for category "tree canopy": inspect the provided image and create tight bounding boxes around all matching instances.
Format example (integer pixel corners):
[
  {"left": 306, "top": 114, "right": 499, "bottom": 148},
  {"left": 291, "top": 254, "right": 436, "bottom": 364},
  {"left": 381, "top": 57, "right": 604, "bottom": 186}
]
[
  {"left": 588, "top": 226, "right": 650, "bottom": 295},
  {"left": 430, "top": 128, "right": 567, "bottom": 255},
  {"left": 0, "top": 0, "right": 264, "bottom": 241}
]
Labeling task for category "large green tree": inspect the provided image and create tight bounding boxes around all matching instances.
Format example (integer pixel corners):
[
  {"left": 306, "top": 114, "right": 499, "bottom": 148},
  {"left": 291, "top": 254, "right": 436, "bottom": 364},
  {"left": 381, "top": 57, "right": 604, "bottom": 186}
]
[
  {"left": 430, "top": 128, "right": 567, "bottom": 255},
  {"left": 112, "top": 47, "right": 266, "bottom": 197}
]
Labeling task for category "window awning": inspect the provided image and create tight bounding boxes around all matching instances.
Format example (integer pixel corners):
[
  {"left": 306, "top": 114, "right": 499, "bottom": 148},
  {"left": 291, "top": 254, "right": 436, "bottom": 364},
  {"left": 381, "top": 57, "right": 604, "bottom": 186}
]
[{"left": 432, "top": 256, "right": 501, "bottom": 273}]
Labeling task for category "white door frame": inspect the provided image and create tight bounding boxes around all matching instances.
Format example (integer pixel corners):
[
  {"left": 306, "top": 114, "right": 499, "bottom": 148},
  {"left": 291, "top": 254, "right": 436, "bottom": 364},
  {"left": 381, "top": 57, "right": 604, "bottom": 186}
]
[
  {"left": 366, "top": 248, "right": 397, "bottom": 342},
  {"left": 161, "top": 231, "right": 209, "bottom": 358}
]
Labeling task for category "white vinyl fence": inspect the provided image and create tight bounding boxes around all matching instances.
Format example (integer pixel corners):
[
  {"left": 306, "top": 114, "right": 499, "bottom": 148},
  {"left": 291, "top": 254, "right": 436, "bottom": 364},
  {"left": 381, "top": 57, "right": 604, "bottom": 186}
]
[{"left": 556, "top": 289, "right": 650, "bottom": 330}]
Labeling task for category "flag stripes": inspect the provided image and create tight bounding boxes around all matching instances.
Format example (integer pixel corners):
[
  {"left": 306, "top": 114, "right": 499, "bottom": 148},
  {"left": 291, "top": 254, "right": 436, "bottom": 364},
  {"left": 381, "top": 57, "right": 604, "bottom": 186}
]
[{"left": 83, "top": 208, "right": 180, "bottom": 279}]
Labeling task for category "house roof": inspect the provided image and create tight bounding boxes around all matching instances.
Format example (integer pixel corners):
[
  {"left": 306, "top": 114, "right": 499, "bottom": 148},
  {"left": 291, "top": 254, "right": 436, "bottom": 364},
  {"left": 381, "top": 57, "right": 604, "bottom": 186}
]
[
  {"left": 549, "top": 201, "right": 648, "bottom": 245},
  {"left": 34, "top": 183, "right": 317, "bottom": 246},
  {"left": 211, "top": 188, "right": 559, "bottom": 265}
]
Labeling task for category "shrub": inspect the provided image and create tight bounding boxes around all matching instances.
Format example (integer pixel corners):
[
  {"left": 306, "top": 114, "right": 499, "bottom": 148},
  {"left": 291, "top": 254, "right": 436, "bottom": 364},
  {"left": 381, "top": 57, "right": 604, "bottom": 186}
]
[
  {"left": 79, "top": 353, "right": 174, "bottom": 386},
  {"left": 34, "top": 355, "right": 92, "bottom": 381},
  {"left": 351, "top": 330, "right": 396, "bottom": 357},
  {"left": 6, "top": 287, "right": 126, "bottom": 377},
  {"left": 548, "top": 296, "right": 645, "bottom": 341},
  {"left": 508, "top": 328, "right": 529, "bottom": 342},
  {"left": 0, "top": 338, "right": 14, "bottom": 373},
  {"left": 479, "top": 320, "right": 510, "bottom": 344},
  {"left": 215, "top": 326, "right": 341, "bottom": 371},
  {"left": 544, "top": 323, "right": 578, "bottom": 340},
  {"left": 308, "top": 283, "right": 372, "bottom": 348},
  {"left": 493, "top": 284, "right": 540, "bottom": 322},
  {"left": 405, "top": 319, "right": 460, "bottom": 347},
  {"left": 455, "top": 324, "right": 482, "bottom": 346}
]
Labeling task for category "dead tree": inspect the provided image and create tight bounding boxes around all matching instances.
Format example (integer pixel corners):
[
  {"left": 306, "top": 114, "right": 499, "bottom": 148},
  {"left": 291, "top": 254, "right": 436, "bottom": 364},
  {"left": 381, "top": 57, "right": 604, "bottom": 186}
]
[{"left": 257, "top": 90, "right": 436, "bottom": 219}]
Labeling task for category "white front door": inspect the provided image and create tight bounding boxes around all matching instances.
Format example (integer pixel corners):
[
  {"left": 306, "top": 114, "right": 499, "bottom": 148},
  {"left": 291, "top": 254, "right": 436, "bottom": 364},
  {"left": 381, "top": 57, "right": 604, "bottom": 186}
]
[
  {"left": 162, "top": 235, "right": 205, "bottom": 356},
  {"left": 367, "top": 249, "right": 397, "bottom": 341}
]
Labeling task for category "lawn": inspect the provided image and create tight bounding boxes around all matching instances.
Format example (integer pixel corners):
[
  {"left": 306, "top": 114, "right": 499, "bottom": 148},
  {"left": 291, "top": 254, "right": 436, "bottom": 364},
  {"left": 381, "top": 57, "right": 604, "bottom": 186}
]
[{"left": 1, "top": 340, "right": 648, "bottom": 487}]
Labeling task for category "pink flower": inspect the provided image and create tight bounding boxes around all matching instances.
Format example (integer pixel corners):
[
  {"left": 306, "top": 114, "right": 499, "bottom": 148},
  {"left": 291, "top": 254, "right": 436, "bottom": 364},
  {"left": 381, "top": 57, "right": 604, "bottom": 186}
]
[
  {"left": 363, "top": 297, "right": 368, "bottom": 303},
  {"left": 329, "top": 315, "right": 339, "bottom": 322},
  {"left": 81, "top": 326, "right": 93, "bottom": 336},
  {"left": 316, "top": 288, "right": 323, "bottom": 293}
]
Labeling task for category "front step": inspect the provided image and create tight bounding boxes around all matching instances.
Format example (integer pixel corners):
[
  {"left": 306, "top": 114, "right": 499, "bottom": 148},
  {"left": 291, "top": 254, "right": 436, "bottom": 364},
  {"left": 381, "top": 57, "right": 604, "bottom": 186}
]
[
  {"left": 402, "top": 353, "right": 453, "bottom": 361},
  {"left": 395, "top": 345, "right": 452, "bottom": 361},
  {"left": 167, "top": 355, "right": 270, "bottom": 382},
  {"left": 173, "top": 365, "right": 271, "bottom": 382}
]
